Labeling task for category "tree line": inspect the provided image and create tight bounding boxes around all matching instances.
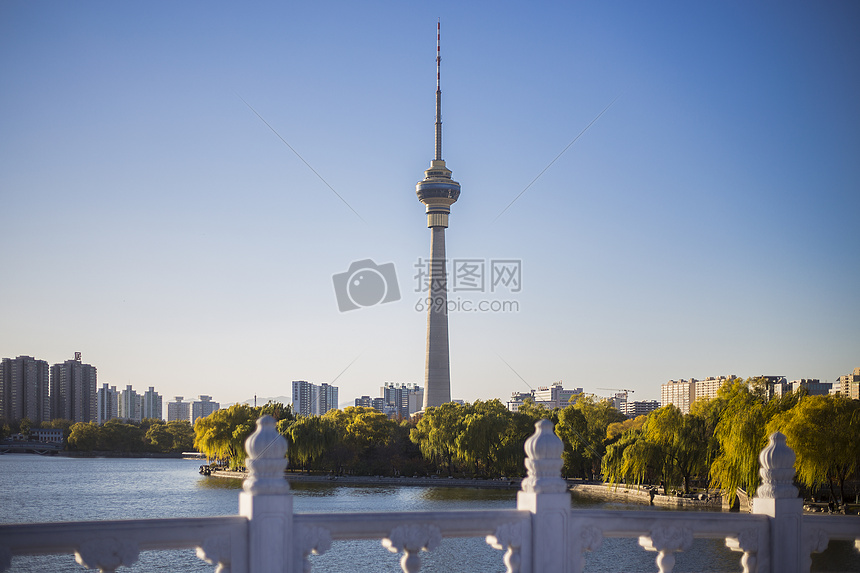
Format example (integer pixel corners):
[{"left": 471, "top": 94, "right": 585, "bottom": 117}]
[
  {"left": 602, "top": 379, "right": 860, "bottom": 504},
  {"left": 64, "top": 418, "right": 196, "bottom": 453},
  {"left": 0, "top": 417, "right": 196, "bottom": 454},
  {"left": 191, "top": 395, "right": 628, "bottom": 479}
]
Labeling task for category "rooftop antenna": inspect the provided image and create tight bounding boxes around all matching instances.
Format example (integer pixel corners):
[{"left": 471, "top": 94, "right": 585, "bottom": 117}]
[{"left": 435, "top": 18, "right": 442, "bottom": 161}]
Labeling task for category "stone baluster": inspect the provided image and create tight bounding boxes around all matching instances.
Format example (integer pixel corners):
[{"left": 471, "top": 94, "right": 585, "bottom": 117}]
[
  {"left": 752, "top": 431, "right": 804, "bottom": 573},
  {"left": 74, "top": 538, "right": 139, "bottom": 572},
  {"left": 240, "top": 415, "right": 292, "bottom": 573},
  {"left": 517, "top": 419, "right": 571, "bottom": 573},
  {"left": 295, "top": 525, "right": 332, "bottom": 573},
  {"left": 725, "top": 528, "right": 759, "bottom": 573},
  {"left": 639, "top": 525, "right": 693, "bottom": 573},
  {"left": 486, "top": 520, "right": 528, "bottom": 573},
  {"left": 382, "top": 524, "right": 441, "bottom": 573}
]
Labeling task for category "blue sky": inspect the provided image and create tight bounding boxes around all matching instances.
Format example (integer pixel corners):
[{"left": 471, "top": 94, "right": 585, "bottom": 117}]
[{"left": 2, "top": 1, "right": 858, "bottom": 407}]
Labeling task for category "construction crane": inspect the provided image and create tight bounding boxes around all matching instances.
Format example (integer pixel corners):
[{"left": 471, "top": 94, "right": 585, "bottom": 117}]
[{"left": 596, "top": 387, "right": 635, "bottom": 396}]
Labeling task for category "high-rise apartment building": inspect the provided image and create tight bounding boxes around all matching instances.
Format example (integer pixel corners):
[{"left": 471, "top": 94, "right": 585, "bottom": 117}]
[
  {"left": 0, "top": 355, "right": 50, "bottom": 424},
  {"left": 661, "top": 379, "right": 696, "bottom": 414},
  {"left": 292, "top": 381, "right": 338, "bottom": 416},
  {"left": 118, "top": 385, "right": 141, "bottom": 422},
  {"left": 190, "top": 395, "right": 219, "bottom": 424},
  {"left": 661, "top": 375, "right": 739, "bottom": 414},
  {"left": 381, "top": 383, "right": 424, "bottom": 419},
  {"left": 167, "top": 396, "right": 191, "bottom": 422},
  {"left": 695, "top": 375, "right": 738, "bottom": 401},
  {"left": 96, "top": 383, "right": 119, "bottom": 424},
  {"left": 836, "top": 367, "right": 860, "bottom": 400},
  {"left": 141, "top": 387, "right": 162, "bottom": 420},
  {"left": 50, "top": 354, "right": 97, "bottom": 423}
]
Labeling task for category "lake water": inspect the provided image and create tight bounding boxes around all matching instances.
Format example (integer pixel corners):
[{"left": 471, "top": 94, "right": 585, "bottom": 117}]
[{"left": 1, "top": 454, "right": 857, "bottom": 572}]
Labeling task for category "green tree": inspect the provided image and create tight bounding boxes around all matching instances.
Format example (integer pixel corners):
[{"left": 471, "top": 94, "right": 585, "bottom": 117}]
[
  {"left": 641, "top": 405, "right": 707, "bottom": 493},
  {"left": 556, "top": 395, "right": 625, "bottom": 479},
  {"left": 496, "top": 401, "right": 550, "bottom": 477},
  {"left": 260, "top": 401, "right": 293, "bottom": 423},
  {"left": 410, "top": 402, "right": 467, "bottom": 476},
  {"left": 280, "top": 415, "right": 338, "bottom": 471},
  {"left": 767, "top": 394, "right": 860, "bottom": 504},
  {"left": 603, "top": 427, "right": 663, "bottom": 488},
  {"left": 606, "top": 415, "right": 647, "bottom": 443},
  {"left": 166, "top": 420, "right": 195, "bottom": 452},
  {"left": 323, "top": 406, "right": 396, "bottom": 474},
  {"left": 19, "top": 418, "right": 32, "bottom": 438},
  {"left": 145, "top": 421, "right": 171, "bottom": 451},
  {"left": 194, "top": 404, "right": 258, "bottom": 468},
  {"left": 67, "top": 422, "right": 100, "bottom": 451},
  {"left": 99, "top": 420, "right": 146, "bottom": 452},
  {"left": 709, "top": 378, "right": 801, "bottom": 502},
  {"left": 454, "top": 400, "right": 511, "bottom": 476}
]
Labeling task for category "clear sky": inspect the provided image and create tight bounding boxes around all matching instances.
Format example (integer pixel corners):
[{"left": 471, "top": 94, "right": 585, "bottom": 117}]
[{"left": 2, "top": 1, "right": 858, "bottom": 407}]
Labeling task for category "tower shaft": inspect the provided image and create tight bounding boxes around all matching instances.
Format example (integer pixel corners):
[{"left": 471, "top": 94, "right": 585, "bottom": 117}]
[{"left": 423, "top": 227, "right": 451, "bottom": 408}]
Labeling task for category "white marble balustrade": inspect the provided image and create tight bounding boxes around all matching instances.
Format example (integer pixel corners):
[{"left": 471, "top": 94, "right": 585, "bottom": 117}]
[{"left": 1, "top": 416, "right": 859, "bottom": 573}]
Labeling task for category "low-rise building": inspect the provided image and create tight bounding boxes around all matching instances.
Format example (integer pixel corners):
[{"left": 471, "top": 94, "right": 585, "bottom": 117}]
[
  {"left": 507, "top": 382, "right": 583, "bottom": 412},
  {"left": 32, "top": 428, "right": 64, "bottom": 443},
  {"left": 624, "top": 400, "right": 660, "bottom": 418}
]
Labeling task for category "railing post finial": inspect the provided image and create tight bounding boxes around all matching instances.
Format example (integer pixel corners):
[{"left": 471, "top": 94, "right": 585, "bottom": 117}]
[
  {"left": 756, "top": 431, "right": 797, "bottom": 499},
  {"left": 243, "top": 415, "right": 289, "bottom": 495},
  {"left": 521, "top": 419, "right": 566, "bottom": 494}
]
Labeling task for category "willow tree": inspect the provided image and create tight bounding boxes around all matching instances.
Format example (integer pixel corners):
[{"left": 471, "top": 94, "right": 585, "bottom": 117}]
[
  {"left": 709, "top": 379, "right": 802, "bottom": 502},
  {"left": 767, "top": 394, "right": 860, "bottom": 504},
  {"left": 642, "top": 405, "right": 707, "bottom": 493},
  {"left": 410, "top": 401, "right": 466, "bottom": 476},
  {"left": 193, "top": 404, "right": 258, "bottom": 469},
  {"left": 556, "top": 394, "right": 626, "bottom": 479},
  {"left": 280, "top": 415, "right": 338, "bottom": 472},
  {"left": 454, "top": 399, "right": 511, "bottom": 477},
  {"left": 496, "top": 400, "right": 550, "bottom": 477}
]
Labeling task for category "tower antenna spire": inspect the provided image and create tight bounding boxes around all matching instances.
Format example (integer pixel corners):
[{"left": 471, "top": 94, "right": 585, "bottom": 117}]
[{"left": 435, "top": 18, "right": 442, "bottom": 161}]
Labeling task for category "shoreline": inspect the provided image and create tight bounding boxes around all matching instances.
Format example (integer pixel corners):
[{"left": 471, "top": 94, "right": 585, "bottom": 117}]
[
  {"left": 568, "top": 482, "right": 731, "bottom": 510},
  {"left": 207, "top": 468, "right": 524, "bottom": 489}
]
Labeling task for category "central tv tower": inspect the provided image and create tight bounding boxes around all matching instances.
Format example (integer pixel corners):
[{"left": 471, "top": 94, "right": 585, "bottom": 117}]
[{"left": 417, "top": 20, "right": 460, "bottom": 409}]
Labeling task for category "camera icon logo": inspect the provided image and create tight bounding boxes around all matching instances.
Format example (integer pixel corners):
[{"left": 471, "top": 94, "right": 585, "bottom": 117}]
[{"left": 332, "top": 259, "right": 401, "bottom": 312}]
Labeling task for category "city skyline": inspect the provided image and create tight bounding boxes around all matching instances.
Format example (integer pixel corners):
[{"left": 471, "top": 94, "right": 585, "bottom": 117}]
[{"left": 2, "top": 2, "right": 859, "bottom": 406}]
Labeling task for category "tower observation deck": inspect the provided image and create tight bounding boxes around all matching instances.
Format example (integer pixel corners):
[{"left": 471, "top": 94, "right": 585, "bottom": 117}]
[{"left": 417, "top": 21, "right": 460, "bottom": 409}]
